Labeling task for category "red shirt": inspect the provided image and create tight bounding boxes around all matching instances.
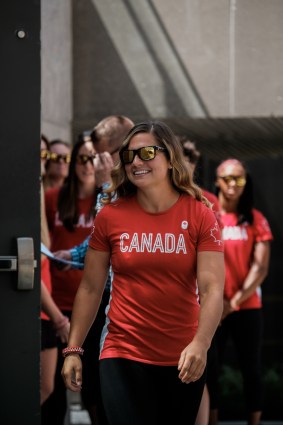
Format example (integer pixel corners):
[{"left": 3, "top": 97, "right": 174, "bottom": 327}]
[
  {"left": 221, "top": 209, "right": 273, "bottom": 309},
  {"left": 202, "top": 189, "right": 222, "bottom": 228},
  {"left": 89, "top": 194, "right": 223, "bottom": 365},
  {"left": 41, "top": 257, "right": 52, "bottom": 320},
  {"left": 45, "top": 188, "right": 96, "bottom": 311}
]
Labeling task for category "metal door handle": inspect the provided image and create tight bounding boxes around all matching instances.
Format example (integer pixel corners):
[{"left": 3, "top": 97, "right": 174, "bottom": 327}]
[{"left": 0, "top": 237, "right": 37, "bottom": 290}]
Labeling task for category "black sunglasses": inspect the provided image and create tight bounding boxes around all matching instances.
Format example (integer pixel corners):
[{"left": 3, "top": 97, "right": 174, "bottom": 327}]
[
  {"left": 76, "top": 154, "right": 96, "bottom": 165},
  {"left": 120, "top": 146, "right": 167, "bottom": 165},
  {"left": 49, "top": 152, "right": 71, "bottom": 164}
]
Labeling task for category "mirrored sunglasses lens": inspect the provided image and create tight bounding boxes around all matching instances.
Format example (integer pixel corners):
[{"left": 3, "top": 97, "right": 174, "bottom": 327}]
[
  {"left": 41, "top": 150, "right": 49, "bottom": 160},
  {"left": 223, "top": 176, "right": 233, "bottom": 184},
  {"left": 50, "top": 153, "right": 70, "bottom": 163},
  {"left": 122, "top": 151, "right": 134, "bottom": 164},
  {"left": 77, "top": 155, "right": 95, "bottom": 164},
  {"left": 222, "top": 175, "right": 246, "bottom": 187},
  {"left": 140, "top": 147, "right": 155, "bottom": 161},
  {"left": 236, "top": 177, "right": 246, "bottom": 187},
  {"left": 78, "top": 155, "right": 88, "bottom": 164},
  {"left": 50, "top": 153, "right": 59, "bottom": 162}
]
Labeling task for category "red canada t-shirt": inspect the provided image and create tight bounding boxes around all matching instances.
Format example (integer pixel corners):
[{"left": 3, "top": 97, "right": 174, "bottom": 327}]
[
  {"left": 221, "top": 209, "right": 273, "bottom": 309},
  {"left": 45, "top": 188, "right": 95, "bottom": 311},
  {"left": 89, "top": 193, "right": 223, "bottom": 365}
]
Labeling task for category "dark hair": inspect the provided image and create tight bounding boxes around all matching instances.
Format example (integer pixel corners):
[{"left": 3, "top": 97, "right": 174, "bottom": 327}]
[
  {"left": 236, "top": 173, "right": 254, "bottom": 224},
  {"left": 105, "top": 120, "right": 210, "bottom": 207},
  {"left": 41, "top": 133, "right": 50, "bottom": 149},
  {"left": 57, "top": 140, "right": 96, "bottom": 231},
  {"left": 215, "top": 160, "right": 254, "bottom": 225}
]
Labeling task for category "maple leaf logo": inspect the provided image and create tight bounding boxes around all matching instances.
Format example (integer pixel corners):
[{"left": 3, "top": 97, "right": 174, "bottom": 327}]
[
  {"left": 210, "top": 222, "right": 222, "bottom": 245},
  {"left": 90, "top": 224, "right": 95, "bottom": 237}
]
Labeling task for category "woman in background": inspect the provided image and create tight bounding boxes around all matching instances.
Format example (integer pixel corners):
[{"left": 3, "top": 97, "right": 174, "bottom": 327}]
[
  {"left": 42, "top": 139, "right": 98, "bottom": 425},
  {"left": 40, "top": 134, "right": 70, "bottom": 404},
  {"left": 44, "top": 139, "right": 71, "bottom": 190},
  {"left": 208, "top": 159, "right": 273, "bottom": 425}
]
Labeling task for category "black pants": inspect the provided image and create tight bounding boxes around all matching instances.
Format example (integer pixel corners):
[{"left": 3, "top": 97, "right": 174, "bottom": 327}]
[
  {"left": 41, "top": 290, "right": 110, "bottom": 425},
  {"left": 207, "top": 309, "right": 263, "bottom": 413},
  {"left": 99, "top": 358, "right": 206, "bottom": 425}
]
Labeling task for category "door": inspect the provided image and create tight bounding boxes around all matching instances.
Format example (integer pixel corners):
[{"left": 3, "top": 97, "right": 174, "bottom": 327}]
[{"left": 0, "top": 1, "right": 41, "bottom": 424}]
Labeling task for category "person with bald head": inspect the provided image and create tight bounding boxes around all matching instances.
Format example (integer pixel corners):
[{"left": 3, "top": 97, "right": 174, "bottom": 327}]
[
  {"left": 91, "top": 115, "right": 134, "bottom": 190},
  {"left": 207, "top": 159, "right": 273, "bottom": 425},
  {"left": 55, "top": 115, "right": 134, "bottom": 268}
]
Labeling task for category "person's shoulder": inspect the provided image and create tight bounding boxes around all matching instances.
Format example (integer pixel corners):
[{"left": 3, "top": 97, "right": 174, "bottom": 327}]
[
  {"left": 202, "top": 189, "right": 218, "bottom": 205},
  {"left": 252, "top": 208, "right": 267, "bottom": 222},
  {"left": 251, "top": 208, "right": 273, "bottom": 239},
  {"left": 251, "top": 208, "right": 272, "bottom": 229},
  {"left": 98, "top": 196, "right": 132, "bottom": 215},
  {"left": 181, "top": 193, "right": 212, "bottom": 215}
]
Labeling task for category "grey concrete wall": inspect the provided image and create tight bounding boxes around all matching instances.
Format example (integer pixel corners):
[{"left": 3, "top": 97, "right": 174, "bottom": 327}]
[
  {"left": 41, "top": 0, "right": 72, "bottom": 142},
  {"left": 71, "top": 0, "right": 283, "bottom": 140},
  {"left": 42, "top": 0, "right": 283, "bottom": 136},
  {"left": 153, "top": 0, "right": 283, "bottom": 117}
]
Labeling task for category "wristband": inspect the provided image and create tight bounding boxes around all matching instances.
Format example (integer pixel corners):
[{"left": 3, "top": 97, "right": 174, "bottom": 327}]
[{"left": 62, "top": 346, "right": 84, "bottom": 357}]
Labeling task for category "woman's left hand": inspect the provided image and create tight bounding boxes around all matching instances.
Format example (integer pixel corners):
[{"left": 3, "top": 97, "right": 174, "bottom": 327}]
[{"left": 178, "top": 340, "right": 207, "bottom": 384}]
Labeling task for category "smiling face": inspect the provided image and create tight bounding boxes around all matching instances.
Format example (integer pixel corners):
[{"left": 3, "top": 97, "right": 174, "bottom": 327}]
[
  {"left": 216, "top": 161, "right": 246, "bottom": 202},
  {"left": 124, "top": 132, "right": 171, "bottom": 190},
  {"left": 75, "top": 141, "right": 96, "bottom": 186}
]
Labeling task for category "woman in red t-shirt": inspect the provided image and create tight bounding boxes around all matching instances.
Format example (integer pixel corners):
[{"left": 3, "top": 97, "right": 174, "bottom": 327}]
[
  {"left": 40, "top": 134, "right": 70, "bottom": 405},
  {"left": 62, "top": 121, "right": 225, "bottom": 425},
  {"left": 42, "top": 139, "right": 98, "bottom": 424},
  {"left": 207, "top": 159, "right": 273, "bottom": 425}
]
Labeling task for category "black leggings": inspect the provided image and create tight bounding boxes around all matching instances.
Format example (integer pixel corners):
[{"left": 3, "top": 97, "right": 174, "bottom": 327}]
[
  {"left": 41, "top": 290, "right": 110, "bottom": 425},
  {"left": 207, "top": 309, "right": 263, "bottom": 413},
  {"left": 99, "top": 358, "right": 206, "bottom": 425}
]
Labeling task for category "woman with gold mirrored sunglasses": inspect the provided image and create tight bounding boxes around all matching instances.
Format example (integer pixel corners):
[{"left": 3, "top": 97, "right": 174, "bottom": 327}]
[
  {"left": 62, "top": 121, "right": 225, "bottom": 425},
  {"left": 44, "top": 139, "right": 72, "bottom": 190},
  {"left": 207, "top": 159, "right": 273, "bottom": 425}
]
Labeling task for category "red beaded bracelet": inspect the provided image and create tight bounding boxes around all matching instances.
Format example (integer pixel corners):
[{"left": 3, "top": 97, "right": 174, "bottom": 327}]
[{"left": 62, "top": 346, "right": 84, "bottom": 357}]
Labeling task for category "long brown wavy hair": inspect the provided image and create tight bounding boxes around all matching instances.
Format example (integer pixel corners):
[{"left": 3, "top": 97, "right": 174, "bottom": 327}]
[
  {"left": 103, "top": 120, "right": 210, "bottom": 207},
  {"left": 58, "top": 140, "right": 96, "bottom": 231}
]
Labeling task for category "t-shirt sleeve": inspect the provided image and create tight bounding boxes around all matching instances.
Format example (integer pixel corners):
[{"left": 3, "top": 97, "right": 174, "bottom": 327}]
[
  {"left": 197, "top": 207, "right": 224, "bottom": 252},
  {"left": 253, "top": 210, "right": 273, "bottom": 242},
  {"left": 89, "top": 207, "right": 111, "bottom": 252}
]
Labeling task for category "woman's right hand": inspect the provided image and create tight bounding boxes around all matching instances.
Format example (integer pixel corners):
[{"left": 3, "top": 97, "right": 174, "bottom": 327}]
[{"left": 61, "top": 355, "right": 83, "bottom": 392}]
